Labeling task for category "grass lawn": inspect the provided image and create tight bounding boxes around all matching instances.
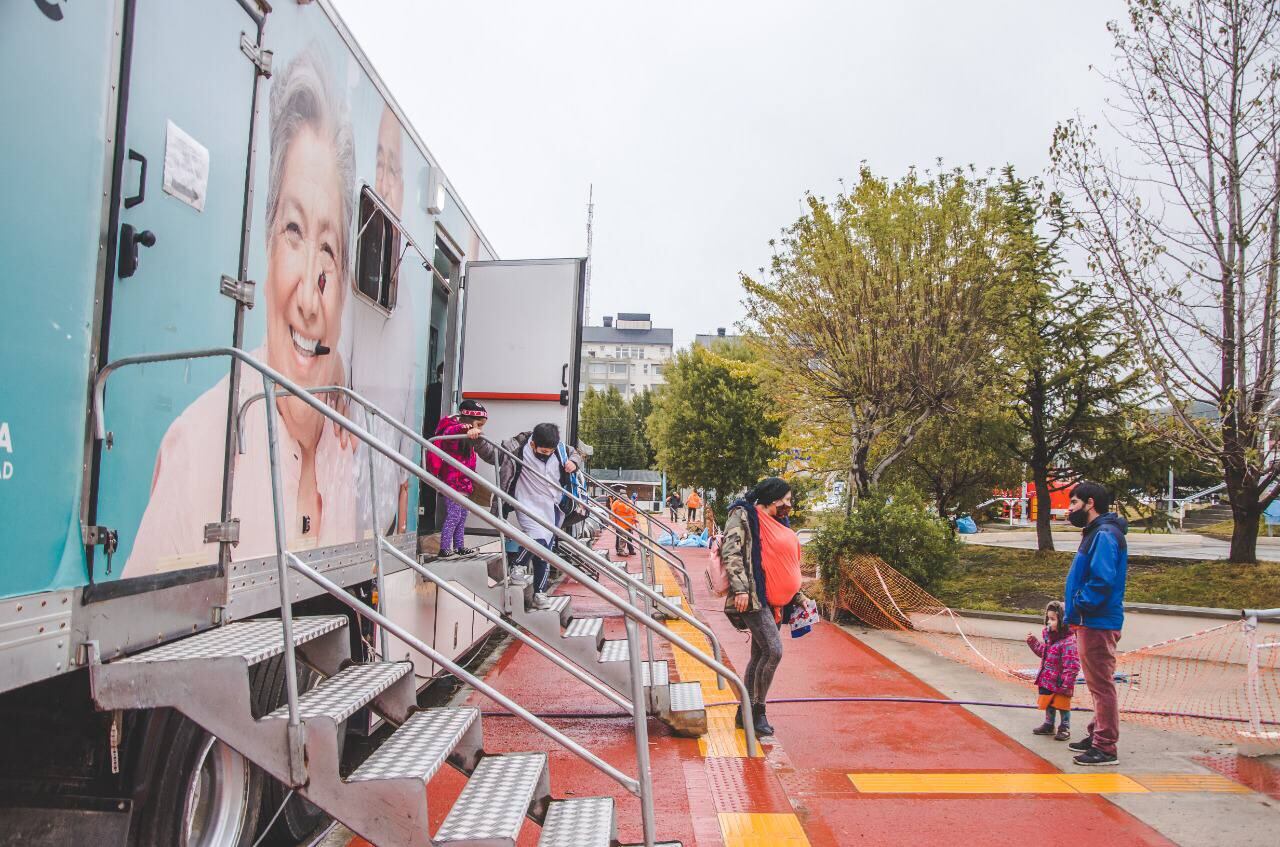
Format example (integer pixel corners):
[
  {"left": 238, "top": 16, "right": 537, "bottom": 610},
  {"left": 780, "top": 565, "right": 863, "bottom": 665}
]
[
  {"left": 1195, "top": 517, "right": 1266, "bottom": 542},
  {"left": 937, "top": 543, "right": 1280, "bottom": 615}
]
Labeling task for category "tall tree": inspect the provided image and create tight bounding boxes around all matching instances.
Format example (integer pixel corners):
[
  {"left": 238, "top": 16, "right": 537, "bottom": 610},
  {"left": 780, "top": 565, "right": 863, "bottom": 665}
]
[
  {"left": 646, "top": 346, "right": 781, "bottom": 518},
  {"left": 998, "top": 171, "right": 1143, "bottom": 551},
  {"left": 1052, "top": 0, "right": 1280, "bottom": 562},
  {"left": 742, "top": 166, "right": 1009, "bottom": 506},
  {"left": 630, "top": 389, "right": 657, "bottom": 469},
  {"left": 579, "top": 387, "right": 646, "bottom": 470}
]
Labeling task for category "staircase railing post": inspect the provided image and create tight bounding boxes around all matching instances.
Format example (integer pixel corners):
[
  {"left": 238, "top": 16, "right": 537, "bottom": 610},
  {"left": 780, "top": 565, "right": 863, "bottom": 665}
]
[
  {"left": 261, "top": 375, "right": 306, "bottom": 787},
  {"left": 624, "top": 583, "right": 657, "bottom": 847},
  {"left": 364, "top": 406, "right": 390, "bottom": 659}
]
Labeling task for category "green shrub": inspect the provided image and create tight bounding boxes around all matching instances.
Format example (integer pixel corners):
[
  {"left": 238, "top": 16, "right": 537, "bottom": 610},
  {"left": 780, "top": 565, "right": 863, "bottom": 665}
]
[{"left": 809, "top": 485, "right": 957, "bottom": 593}]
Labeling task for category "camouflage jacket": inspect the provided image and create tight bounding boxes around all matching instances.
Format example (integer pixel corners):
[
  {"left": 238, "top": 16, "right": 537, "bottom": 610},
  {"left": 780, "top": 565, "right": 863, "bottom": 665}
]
[{"left": 720, "top": 505, "right": 762, "bottom": 616}]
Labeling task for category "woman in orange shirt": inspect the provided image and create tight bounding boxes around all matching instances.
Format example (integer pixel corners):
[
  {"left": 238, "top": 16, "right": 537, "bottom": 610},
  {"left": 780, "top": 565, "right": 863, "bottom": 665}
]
[
  {"left": 685, "top": 489, "right": 703, "bottom": 523},
  {"left": 610, "top": 488, "right": 638, "bottom": 556}
]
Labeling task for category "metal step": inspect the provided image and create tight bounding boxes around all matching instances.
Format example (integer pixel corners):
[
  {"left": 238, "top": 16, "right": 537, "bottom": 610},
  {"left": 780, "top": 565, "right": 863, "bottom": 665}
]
[
  {"left": 347, "top": 707, "right": 480, "bottom": 784},
  {"left": 665, "top": 682, "right": 707, "bottom": 737},
  {"left": 113, "top": 615, "right": 347, "bottom": 666},
  {"left": 599, "top": 639, "right": 629, "bottom": 664},
  {"left": 435, "top": 752, "right": 550, "bottom": 846},
  {"left": 263, "top": 661, "right": 410, "bottom": 723},
  {"left": 642, "top": 660, "right": 668, "bottom": 687},
  {"left": 563, "top": 616, "right": 603, "bottom": 641},
  {"left": 538, "top": 797, "right": 616, "bottom": 847}
]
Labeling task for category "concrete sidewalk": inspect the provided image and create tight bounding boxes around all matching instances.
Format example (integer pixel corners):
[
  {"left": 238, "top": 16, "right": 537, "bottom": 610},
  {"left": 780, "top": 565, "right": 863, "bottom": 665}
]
[{"left": 963, "top": 530, "right": 1280, "bottom": 561}]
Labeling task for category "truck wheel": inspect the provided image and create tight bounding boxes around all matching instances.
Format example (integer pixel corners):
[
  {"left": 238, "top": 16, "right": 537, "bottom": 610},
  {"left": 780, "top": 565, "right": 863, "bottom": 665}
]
[
  {"left": 130, "top": 710, "right": 262, "bottom": 847},
  {"left": 251, "top": 655, "right": 337, "bottom": 844}
]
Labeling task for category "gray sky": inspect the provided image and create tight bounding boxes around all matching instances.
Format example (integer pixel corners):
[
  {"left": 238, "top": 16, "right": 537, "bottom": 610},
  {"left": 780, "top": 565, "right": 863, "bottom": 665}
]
[{"left": 332, "top": 0, "right": 1121, "bottom": 348}]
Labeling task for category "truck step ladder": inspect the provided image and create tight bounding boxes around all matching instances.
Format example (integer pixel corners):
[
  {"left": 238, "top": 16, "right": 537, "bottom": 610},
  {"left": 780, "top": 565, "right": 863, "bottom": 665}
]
[{"left": 91, "top": 614, "right": 629, "bottom": 847}]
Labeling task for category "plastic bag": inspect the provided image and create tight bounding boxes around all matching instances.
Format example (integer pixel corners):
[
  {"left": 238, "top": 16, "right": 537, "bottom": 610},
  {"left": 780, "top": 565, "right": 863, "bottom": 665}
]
[{"left": 789, "top": 596, "right": 819, "bottom": 638}]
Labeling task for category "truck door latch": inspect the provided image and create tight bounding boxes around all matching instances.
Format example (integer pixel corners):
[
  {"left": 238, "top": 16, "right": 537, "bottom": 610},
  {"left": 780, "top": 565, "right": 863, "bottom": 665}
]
[
  {"left": 240, "top": 33, "right": 274, "bottom": 77},
  {"left": 220, "top": 275, "right": 256, "bottom": 308},
  {"left": 203, "top": 519, "right": 241, "bottom": 546},
  {"left": 83, "top": 525, "right": 119, "bottom": 574}
]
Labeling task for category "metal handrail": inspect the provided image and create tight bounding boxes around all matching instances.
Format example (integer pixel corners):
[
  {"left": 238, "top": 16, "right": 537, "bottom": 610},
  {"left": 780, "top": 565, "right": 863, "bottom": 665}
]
[
  {"left": 379, "top": 539, "right": 634, "bottom": 712},
  {"left": 287, "top": 552, "right": 638, "bottom": 791},
  {"left": 238, "top": 387, "right": 735, "bottom": 709},
  {"left": 432, "top": 434, "right": 726, "bottom": 690},
  {"left": 93, "top": 348, "right": 667, "bottom": 842},
  {"left": 237, "top": 388, "right": 712, "bottom": 665}
]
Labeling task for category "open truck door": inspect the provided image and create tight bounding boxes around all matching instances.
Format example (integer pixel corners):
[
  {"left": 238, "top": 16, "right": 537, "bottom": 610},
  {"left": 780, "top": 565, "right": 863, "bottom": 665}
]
[{"left": 457, "top": 258, "right": 586, "bottom": 449}]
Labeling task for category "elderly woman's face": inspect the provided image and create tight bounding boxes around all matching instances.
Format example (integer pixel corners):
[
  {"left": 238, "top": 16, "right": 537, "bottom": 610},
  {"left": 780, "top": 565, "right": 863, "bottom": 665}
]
[{"left": 266, "top": 125, "right": 345, "bottom": 445}]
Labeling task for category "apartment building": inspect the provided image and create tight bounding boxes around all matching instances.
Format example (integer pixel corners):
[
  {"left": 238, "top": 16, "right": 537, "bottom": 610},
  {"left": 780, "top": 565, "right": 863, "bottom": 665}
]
[
  {"left": 580, "top": 313, "right": 673, "bottom": 399},
  {"left": 693, "top": 327, "right": 741, "bottom": 350}
]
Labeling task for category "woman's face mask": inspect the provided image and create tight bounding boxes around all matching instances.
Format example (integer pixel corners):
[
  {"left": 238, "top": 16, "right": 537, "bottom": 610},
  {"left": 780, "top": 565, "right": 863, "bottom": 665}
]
[{"left": 773, "top": 503, "right": 793, "bottom": 519}]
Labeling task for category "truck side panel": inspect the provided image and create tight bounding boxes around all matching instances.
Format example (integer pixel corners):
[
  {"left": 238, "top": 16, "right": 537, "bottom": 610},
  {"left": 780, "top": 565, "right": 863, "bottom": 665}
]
[{"left": 0, "top": 2, "right": 117, "bottom": 598}]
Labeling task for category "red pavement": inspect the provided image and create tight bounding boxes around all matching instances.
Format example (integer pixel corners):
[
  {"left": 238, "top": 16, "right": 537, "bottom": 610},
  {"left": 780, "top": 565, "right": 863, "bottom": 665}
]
[{"left": 352, "top": 539, "right": 1177, "bottom": 846}]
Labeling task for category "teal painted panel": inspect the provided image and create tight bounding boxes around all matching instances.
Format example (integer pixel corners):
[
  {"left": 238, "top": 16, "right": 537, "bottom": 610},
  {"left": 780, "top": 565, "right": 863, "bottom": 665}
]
[{"left": 0, "top": 2, "right": 115, "bottom": 598}]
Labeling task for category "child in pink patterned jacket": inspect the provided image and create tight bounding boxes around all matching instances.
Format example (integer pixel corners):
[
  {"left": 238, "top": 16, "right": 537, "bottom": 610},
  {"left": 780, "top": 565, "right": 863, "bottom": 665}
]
[
  {"left": 427, "top": 399, "right": 488, "bottom": 558},
  {"left": 1026, "top": 600, "right": 1080, "bottom": 741}
]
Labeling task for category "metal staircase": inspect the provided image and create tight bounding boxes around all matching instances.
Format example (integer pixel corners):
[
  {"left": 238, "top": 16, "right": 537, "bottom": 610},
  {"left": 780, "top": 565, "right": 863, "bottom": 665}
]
[
  {"left": 89, "top": 347, "right": 756, "bottom": 847},
  {"left": 92, "top": 614, "right": 616, "bottom": 846},
  {"left": 425, "top": 552, "right": 707, "bottom": 737}
]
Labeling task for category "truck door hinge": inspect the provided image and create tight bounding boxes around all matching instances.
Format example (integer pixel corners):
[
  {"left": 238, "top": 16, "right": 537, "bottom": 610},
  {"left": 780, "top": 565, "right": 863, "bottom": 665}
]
[
  {"left": 240, "top": 33, "right": 273, "bottom": 77},
  {"left": 84, "top": 525, "right": 119, "bottom": 574},
  {"left": 220, "top": 275, "right": 256, "bottom": 308},
  {"left": 203, "top": 519, "right": 241, "bottom": 546}
]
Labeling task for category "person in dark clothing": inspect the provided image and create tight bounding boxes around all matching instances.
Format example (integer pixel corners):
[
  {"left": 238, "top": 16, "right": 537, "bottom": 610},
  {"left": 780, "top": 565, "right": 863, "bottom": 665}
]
[
  {"left": 665, "top": 491, "right": 682, "bottom": 522},
  {"left": 1062, "top": 480, "right": 1129, "bottom": 767}
]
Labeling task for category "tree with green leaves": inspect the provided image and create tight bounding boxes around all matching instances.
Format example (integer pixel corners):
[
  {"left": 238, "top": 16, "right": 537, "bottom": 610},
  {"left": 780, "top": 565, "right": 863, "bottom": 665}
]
[
  {"left": 630, "top": 389, "right": 657, "bottom": 469},
  {"left": 887, "top": 393, "right": 1024, "bottom": 520},
  {"left": 579, "top": 386, "right": 646, "bottom": 470},
  {"left": 996, "top": 170, "right": 1143, "bottom": 551},
  {"left": 742, "top": 166, "right": 1009, "bottom": 506},
  {"left": 646, "top": 345, "right": 781, "bottom": 519}
]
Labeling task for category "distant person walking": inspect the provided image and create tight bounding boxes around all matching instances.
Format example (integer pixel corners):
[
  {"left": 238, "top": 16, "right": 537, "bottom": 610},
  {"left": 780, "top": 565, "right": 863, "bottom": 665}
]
[
  {"left": 1063, "top": 480, "right": 1129, "bottom": 766},
  {"left": 685, "top": 489, "right": 703, "bottom": 523},
  {"left": 610, "top": 486, "right": 638, "bottom": 557},
  {"left": 666, "top": 491, "right": 682, "bottom": 522},
  {"left": 721, "top": 477, "right": 803, "bottom": 738}
]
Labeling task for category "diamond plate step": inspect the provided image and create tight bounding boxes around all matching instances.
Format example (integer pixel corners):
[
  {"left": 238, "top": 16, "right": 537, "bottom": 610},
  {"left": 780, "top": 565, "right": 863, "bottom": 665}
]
[
  {"left": 642, "top": 660, "right": 669, "bottom": 687},
  {"left": 599, "top": 639, "right": 629, "bottom": 664},
  {"left": 538, "top": 797, "right": 616, "bottom": 847},
  {"left": 114, "top": 616, "right": 347, "bottom": 665},
  {"left": 263, "top": 661, "right": 410, "bottom": 723},
  {"left": 545, "top": 595, "right": 571, "bottom": 615},
  {"left": 669, "top": 681, "right": 704, "bottom": 713},
  {"left": 348, "top": 707, "right": 479, "bottom": 783},
  {"left": 563, "top": 616, "right": 603, "bottom": 640},
  {"left": 435, "top": 752, "right": 549, "bottom": 845}
]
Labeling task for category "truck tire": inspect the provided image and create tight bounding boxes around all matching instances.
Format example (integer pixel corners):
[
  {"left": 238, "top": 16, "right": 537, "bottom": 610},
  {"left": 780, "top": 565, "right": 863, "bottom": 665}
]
[
  {"left": 250, "top": 654, "right": 337, "bottom": 845},
  {"left": 129, "top": 709, "right": 263, "bottom": 847}
]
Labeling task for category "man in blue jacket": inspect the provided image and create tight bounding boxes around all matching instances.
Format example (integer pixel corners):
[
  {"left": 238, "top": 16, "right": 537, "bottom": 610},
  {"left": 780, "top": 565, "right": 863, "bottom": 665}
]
[{"left": 1062, "top": 480, "right": 1128, "bottom": 766}]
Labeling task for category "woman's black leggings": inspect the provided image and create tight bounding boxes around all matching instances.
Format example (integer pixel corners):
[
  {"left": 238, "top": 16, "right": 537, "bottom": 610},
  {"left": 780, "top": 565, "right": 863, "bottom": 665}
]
[{"left": 743, "top": 605, "right": 783, "bottom": 707}]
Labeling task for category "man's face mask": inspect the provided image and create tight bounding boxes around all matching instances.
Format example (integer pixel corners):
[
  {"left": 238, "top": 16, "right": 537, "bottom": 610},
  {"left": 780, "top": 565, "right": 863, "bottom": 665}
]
[
  {"left": 533, "top": 448, "right": 553, "bottom": 463},
  {"left": 1068, "top": 503, "right": 1090, "bottom": 528}
]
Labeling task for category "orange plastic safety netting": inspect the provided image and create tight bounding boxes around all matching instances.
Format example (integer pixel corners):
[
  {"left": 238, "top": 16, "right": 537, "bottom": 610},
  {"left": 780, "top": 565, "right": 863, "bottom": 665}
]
[{"left": 831, "top": 553, "right": 1280, "bottom": 749}]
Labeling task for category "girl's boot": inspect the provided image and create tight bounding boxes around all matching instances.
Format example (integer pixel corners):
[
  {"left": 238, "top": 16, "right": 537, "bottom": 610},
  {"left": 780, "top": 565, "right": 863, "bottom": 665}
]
[{"left": 754, "top": 705, "right": 775, "bottom": 737}]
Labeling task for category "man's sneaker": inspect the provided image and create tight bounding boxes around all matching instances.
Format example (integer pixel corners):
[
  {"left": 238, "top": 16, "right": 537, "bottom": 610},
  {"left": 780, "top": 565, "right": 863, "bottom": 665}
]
[
  {"left": 1055, "top": 726, "right": 1071, "bottom": 742},
  {"left": 1073, "top": 748, "right": 1118, "bottom": 766},
  {"left": 531, "top": 592, "right": 553, "bottom": 610},
  {"left": 1032, "top": 722, "right": 1055, "bottom": 736},
  {"left": 1068, "top": 736, "right": 1093, "bottom": 753}
]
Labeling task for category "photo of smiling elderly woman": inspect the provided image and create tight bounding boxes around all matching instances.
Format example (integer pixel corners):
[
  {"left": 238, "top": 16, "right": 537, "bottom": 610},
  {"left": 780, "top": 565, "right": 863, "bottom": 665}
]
[{"left": 124, "top": 46, "right": 358, "bottom": 577}]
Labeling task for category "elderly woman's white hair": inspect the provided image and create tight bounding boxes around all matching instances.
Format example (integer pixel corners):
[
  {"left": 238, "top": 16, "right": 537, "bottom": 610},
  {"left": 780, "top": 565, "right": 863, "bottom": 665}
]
[{"left": 264, "top": 44, "right": 356, "bottom": 268}]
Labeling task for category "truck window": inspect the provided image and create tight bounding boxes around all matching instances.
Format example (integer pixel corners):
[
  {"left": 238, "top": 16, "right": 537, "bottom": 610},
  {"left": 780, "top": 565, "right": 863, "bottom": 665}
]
[{"left": 354, "top": 187, "right": 400, "bottom": 312}]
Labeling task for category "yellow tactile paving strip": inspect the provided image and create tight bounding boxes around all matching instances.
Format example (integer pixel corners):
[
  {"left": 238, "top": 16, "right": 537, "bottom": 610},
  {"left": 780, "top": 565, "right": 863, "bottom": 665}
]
[
  {"left": 848, "top": 772, "right": 1252, "bottom": 795},
  {"left": 718, "top": 812, "right": 812, "bottom": 846}
]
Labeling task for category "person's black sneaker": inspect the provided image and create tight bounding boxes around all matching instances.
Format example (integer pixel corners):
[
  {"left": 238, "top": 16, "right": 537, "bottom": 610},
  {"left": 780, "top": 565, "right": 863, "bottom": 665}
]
[
  {"left": 456, "top": 547, "right": 476, "bottom": 557},
  {"left": 1073, "top": 748, "right": 1118, "bottom": 766},
  {"left": 733, "top": 705, "right": 744, "bottom": 729},
  {"left": 1055, "top": 726, "right": 1071, "bottom": 742},
  {"left": 1032, "top": 722, "right": 1055, "bottom": 736},
  {"left": 1068, "top": 736, "right": 1094, "bottom": 753}
]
